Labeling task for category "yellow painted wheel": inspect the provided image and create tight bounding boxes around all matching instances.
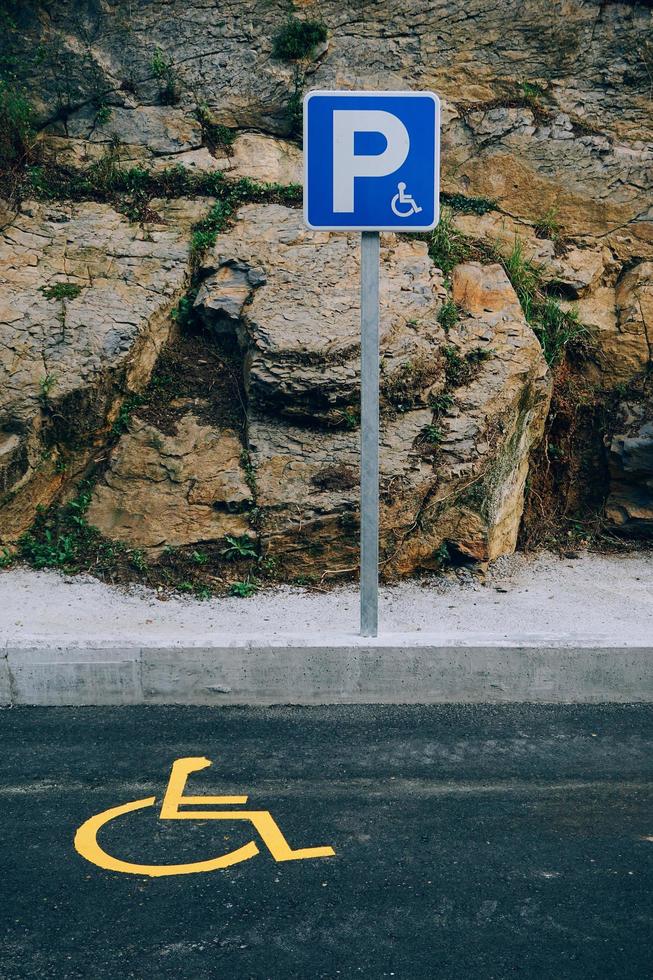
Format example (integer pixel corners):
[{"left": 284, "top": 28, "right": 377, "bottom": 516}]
[{"left": 74, "top": 797, "right": 260, "bottom": 877}]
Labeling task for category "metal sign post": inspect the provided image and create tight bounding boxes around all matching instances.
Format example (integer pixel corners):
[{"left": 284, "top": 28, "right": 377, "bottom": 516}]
[
  {"left": 360, "top": 231, "right": 380, "bottom": 636},
  {"left": 303, "top": 90, "right": 440, "bottom": 637}
]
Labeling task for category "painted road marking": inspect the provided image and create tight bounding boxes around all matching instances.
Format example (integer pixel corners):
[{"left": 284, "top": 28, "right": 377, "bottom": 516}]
[{"left": 74, "top": 756, "right": 335, "bottom": 877}]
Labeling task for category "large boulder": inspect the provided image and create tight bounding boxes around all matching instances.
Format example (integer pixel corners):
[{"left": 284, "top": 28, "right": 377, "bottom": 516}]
[
  {"left": 0, "top": 197, "right": 209, "bottom": 540},
  {"left": 87, "top": 412, "right": 252, "bottom": 551},
  {"left": 191, "top": 206, "right": 551, "bottom": 576}
]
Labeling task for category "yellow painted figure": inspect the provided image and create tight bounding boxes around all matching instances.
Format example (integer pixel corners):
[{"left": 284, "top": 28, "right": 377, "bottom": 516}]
[{"left": 74, "top": 757, "right": 335, "bottom": 877}]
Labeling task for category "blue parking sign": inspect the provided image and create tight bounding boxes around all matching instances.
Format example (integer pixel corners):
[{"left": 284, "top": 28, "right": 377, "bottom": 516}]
[{"left": 303, "top": 90, "right": 440, "bottom": 232}]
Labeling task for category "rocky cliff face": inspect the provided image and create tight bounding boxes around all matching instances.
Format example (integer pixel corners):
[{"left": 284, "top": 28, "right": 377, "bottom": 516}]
[{"left": 1, "top": 1, "right": 651, "bottom": 587}]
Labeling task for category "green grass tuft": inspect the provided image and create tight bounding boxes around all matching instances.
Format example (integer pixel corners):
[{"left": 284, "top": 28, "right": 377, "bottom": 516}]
[
  {"left": 501, "top": 241, "right": 593, "bottom": 366},
  {"left": 0, "top": 79, "right": 34, "bottom": 170},
  {"left": 272, "top": 17, "right": 327, "bottom": 61},
  {"left": 437, "top": 298, "right": 460, "bottom": 332},
  {"left": 40, "top": 282, "right": 83, "bottom": 301},
  {"left": 229, "top": 579, "right": 258, "bottom": 598},
  {"left": 428, "top": 208, "right": 471, "bottom": 276}
]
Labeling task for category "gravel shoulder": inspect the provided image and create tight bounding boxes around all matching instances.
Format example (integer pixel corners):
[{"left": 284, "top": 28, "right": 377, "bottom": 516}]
[{"left": 1, "top": 550, "right": 652, "bottom": 647}]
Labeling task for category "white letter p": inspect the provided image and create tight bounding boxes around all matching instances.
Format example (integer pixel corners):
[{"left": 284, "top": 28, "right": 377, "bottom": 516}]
[{"left": 332, "top": 110, "right": 410, "bottom": 213}]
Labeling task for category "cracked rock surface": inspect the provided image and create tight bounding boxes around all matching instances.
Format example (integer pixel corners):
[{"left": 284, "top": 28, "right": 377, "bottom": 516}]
[
  {"left": 87, "top": 412, "right": 252, "bottom": 551},
  {"left": 2, "top": 0, "right": 653, "bottom": 572},
  {"left": 192, "top": 207, "right": 551, "bottom": 575},
  {"left": 0, "top": 197, "right": 209, "bottom": 539}
]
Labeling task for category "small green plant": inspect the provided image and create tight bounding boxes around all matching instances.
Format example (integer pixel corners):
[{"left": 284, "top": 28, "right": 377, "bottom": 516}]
[
  {"left": 110, "top": 393, "right": 145, "bottom": 437},
  {"left": 437, "top": 298, "right": 460, "bottom": 332},
  {"left": 0, "top": 79, "right": 34, "bottom": 170},
  {"left": 196, "top": 103, "right": 235, "bottom": 153},
  {"left": 260, "top": 555, "right": 279, "bottom": 578},
  {"left": 434, "top": 542, "right": 451, "bottom": 566},
  {"left": 466, "top": 346, "right": 494, "bottom": 365},
  {"left": 534, "top": 207, "right": 561, "bottom": 240},
  {"left": 441, "top": 193, "right": 495, "bottom": 216},
  {"left": 502, "top": 240, "right": 540, "bottom": 316},
  {"left": 501, "top": 240, "right": 593, "bottom": 366},
  {"left": 428, "top": 208, "right": 470, "bottom": 276},
  {"left": 229, "top": 579, "right": 258, "bottom": 598},
  {"left": 150, "top": 48, "right": 179, "bottom": 105},
  {"left": 190, "top": 201, "right": 232, "bottom": 259},
  {"left": 422, "top": 423, "right": 444, "bottom": 443},
  {"left": 94, "top": 103, "right": 112, "bottom": 126},
  {"left": 442, "top": 345, "right": 466, "bottom": 386},
  {"left": 429, "top": 392, "right": 455, "bottom": 415},
  {"left": 221, "top": 535, "right": 258, "bottom": 561},
  {"left": 532, "top": 298, "right": 592, "bottom": 367},
  {"left": 17, "top": 484, "right": 106, "bottom": 573},
  {"left": 171, "top": 295, "right": 194, "bottom": 329},
  {"left": 39, "top": 374, "right": 57, "bottom": 401},
  {"left": 190, "top": 550, "right": 209, "bottom": 565},
  {"left": 40, "top": 282, "right": 83, "bottom": 301},
  {"left": 272, "top": 17, "right": 327, "bottom": 61},
  {"left": 521, "top": 81, "right": 546, "bottom": 103},
  {"left": 340, "top": 408, "right": 359, "bottom": 430},
  {"left": 0, "top": 546, "right": 13, "bottom": 569},
  {"left": 130, "top": 549, "right": 148, "bottom": 573}
]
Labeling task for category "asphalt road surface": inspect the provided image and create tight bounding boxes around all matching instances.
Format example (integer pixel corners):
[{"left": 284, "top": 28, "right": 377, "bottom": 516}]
[{"left": 2, "top": 704, "right": 652, "bottom": 979}]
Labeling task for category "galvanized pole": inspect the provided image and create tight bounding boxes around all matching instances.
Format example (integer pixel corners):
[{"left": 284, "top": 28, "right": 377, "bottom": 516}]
[{"left": 360, "top": 231, "right": 380, "bottom": 637}]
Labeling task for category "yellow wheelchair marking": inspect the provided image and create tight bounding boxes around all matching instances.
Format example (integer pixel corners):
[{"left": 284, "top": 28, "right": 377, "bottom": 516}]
[{"left": 74, "top": 756, "right": 335, "bottom": 877}]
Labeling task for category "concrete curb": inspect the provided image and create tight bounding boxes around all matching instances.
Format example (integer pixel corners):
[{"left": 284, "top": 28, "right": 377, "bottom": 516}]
[{"left": 2, "top": 637, "right": 652, "bottom": 705}]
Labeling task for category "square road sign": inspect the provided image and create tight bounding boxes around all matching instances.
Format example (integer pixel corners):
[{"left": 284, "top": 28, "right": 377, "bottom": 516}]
[{"left": 304, "top": 90, "right": 440, "bottom": 232}]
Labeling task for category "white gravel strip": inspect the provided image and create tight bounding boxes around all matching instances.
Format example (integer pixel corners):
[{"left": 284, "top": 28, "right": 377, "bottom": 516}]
[{"left": 1, "top": 550, "right": 651, "bottom": 647}]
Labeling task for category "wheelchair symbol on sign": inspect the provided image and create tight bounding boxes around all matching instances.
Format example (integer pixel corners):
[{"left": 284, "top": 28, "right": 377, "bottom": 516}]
[
  {"left": 74, "top": 756, "right": 335, "bottom": 877},
  {"left": 391, "top": 181, "right": 423, "bottom": 218}
]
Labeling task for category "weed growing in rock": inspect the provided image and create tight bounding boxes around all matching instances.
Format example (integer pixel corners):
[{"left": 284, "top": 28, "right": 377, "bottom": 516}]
[
  {"left": 93, "top": 103, "right": 112, "bottom": 126},
  {"left": 429, "top": 392, "right": 455, "bottom": 415},
  {"left": 466, "top": 346, "right": 495, "bottom": 366},
  {"left": 40, "top": 282, "right": 83, "bottom": 301},
  {"left": 229, "top": 578, "right": 258, "bottom": 597},
  {"left": 428, "top": 208, "right": 471, "bottom": 276},
  {"left": 272, "top": 16, "right": 326, "bottom": 138},
  {"left": 534, "top": 207, "right": 560, "bottom": 240},
  {"left": 442, "top": 346, "right": 467, "bottom": 386},
  {"left": 38, "top": 374, "right": 57, "bottom": 402},
  {"left": 520, "top": 81, "right": 547, "bottom": 104},
  {"left": 441, "top": 193, "right": 495, "bottom": 216},
  {"left": 0, "top": 79, "right": 34, "bottom": 170},
  {"left": 110, "top": 393, "right": 146, "bottom": 436},
  {"left": 171, "top": 294, "right": 195, "bottom": 329},
  {"left": 422, "top": 423, "right": 444, "bottom": 443},
  {"left": 437, "top": 298, "right": 460, "bottom": 332},
  {"left": 384, "top": 356, "right": 440, "bottom": 412},
  {"left": 18, "top": 484, "right": 113, "bottom": 573},
  {"left": 335, "top": 408, "right": 359, "bottom": 430},
  {"left": 196, "top": 103, "right": 235, "bottom": 154},
  {"left": 0, "top": 546, "right": 13, "bottom": 568},
  {"left": 190, "top": 201, "right": 232, "bottom": 258},
  {"left": 24, "top": 152, "right": 302, "bottom": 226},
  {"left": 502, "top": 241, "right": 592, "bottom": 366},
  {"left": 221, "top": 535, "right": 258, "bottom": 561},
  {"left": 150, "top": 48, "right": 179, "bottom": 104},
  {"left": 272, "top": 18, "right": 327, "bottom": 61},
  {"left": 532, "top": 297, "right": 592, "bottom": 366}
]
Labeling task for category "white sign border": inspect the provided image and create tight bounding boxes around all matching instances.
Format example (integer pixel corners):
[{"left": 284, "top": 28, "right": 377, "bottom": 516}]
[{"left": 303, "top": 89, "right": 441, "bottom": 233}]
